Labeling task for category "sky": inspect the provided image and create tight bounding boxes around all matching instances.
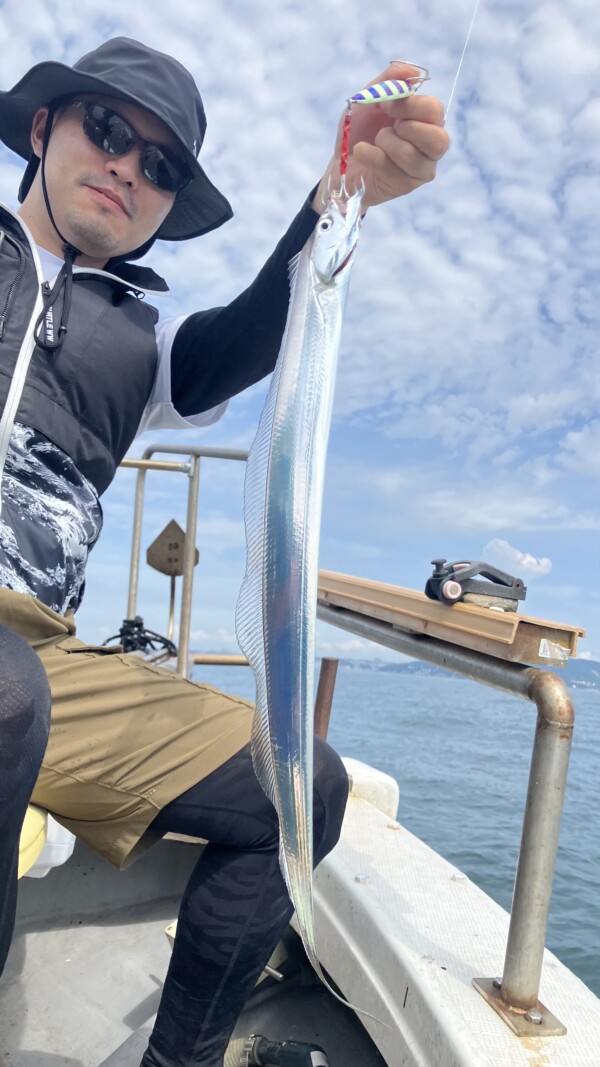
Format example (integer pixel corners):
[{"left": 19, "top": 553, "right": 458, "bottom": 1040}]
[{"left": 0, "top": 0, "right": 598, "bottom": 664}]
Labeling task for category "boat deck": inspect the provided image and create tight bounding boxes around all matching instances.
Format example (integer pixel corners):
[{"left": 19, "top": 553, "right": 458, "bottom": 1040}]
[{"left": 0, "top": 835, "right": 383, "bottom": 1066}]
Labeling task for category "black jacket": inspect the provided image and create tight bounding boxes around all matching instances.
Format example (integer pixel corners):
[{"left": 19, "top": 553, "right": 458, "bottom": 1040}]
[{"left": 0, "top": 198, "right": 318, "bottom": 496}]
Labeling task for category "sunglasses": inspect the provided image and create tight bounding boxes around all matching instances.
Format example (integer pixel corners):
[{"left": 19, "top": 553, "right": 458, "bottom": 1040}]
[{"left": 72, "top": 101, "right": 193, "bottom": 195}]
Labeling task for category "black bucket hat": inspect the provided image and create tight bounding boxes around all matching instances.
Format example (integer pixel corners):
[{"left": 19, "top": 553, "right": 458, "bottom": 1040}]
[{"left": 0, "top": 36, "right": 233, "bottom": 244}]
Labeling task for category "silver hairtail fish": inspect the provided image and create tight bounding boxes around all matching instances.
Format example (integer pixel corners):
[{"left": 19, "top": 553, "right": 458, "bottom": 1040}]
[{"left": 235, "top": 186, "right": 364, "bottom": 1005}]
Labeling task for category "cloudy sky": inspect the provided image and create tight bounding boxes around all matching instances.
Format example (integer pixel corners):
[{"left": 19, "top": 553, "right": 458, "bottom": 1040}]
[{"left": 1, "top": 0, "right": 598, "bottom": 663}]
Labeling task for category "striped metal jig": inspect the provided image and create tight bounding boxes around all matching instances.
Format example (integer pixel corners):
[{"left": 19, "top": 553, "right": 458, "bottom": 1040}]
[{"left": 349, "top": 68, "right": 430, "bottom": 105}]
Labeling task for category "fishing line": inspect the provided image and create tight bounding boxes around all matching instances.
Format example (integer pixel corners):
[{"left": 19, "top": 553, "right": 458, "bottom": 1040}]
[{"left": 445, "top": 0, "right": 482, "bottom": 119}]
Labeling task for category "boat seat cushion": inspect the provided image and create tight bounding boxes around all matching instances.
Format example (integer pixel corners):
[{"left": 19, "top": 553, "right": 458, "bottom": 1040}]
[{"left": 18, "top": 805, "right": 48, "bottom": 878}]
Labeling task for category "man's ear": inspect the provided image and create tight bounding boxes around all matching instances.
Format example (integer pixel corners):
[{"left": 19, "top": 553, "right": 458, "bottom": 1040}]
[{"left": 30, "top": 107, "right": 51, "bottom": 160}]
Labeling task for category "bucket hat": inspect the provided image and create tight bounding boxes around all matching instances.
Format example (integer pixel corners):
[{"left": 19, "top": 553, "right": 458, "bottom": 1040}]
[{"left": 0, "top": 36, "right": 233, "bottom": 242}]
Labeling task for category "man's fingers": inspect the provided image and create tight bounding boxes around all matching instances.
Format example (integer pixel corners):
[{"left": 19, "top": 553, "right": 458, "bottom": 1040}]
[
  {"left": 379, "top": 93, "right": 446, "bottom": 126},
  {"left": 353, "top": 140, "right": 435, "bottom": 186},
  {"left": 383, "top": 118, "right": 450, "bottom": 162},
  {"left": 330, "top": 66, "right": 449, "bottom": 205}
]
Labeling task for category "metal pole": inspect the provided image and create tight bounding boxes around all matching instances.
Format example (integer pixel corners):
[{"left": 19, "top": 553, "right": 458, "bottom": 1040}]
[
  {"left": 317, "top": 602, "right": 574, "bottom": 1024},
  {"left": 317, "top": 604, "right": 533, "bottom": 699},
  {"left": 125, "top": 455, "right": 190, "bottom": 617},
  {"left": 121, "top": 459, "right": 191, "bottom": 472},
  {"left": 314, "top": 658, "right": 339, "bottom": 740},
  {"left": 500, "top": 670, "right": 574, "bottom": 1010},
  {"left": 135, "top": 445, "right": 248, "bottom": 463},
  {"left": 176, "top": 456, "right": 201, "bottom": 678},
  {"left": 167, "top": 576, "right": 176, "bottom": 643},
  {"left": 192, "top": 654, "right": 248, "bottom": 666},
  {"left": 126, "top": 467, "right": 148, "bottom": 619}
]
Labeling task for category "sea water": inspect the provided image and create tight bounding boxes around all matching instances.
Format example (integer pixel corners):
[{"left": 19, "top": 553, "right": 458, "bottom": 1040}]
[{"left": 193, "top": 664, "right": 599, "bottom": 996}]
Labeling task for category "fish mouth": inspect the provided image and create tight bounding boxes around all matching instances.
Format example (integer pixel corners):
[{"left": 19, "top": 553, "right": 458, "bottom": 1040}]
[{"left": 333, "top": 245, "right": 358, "bottom": 276}]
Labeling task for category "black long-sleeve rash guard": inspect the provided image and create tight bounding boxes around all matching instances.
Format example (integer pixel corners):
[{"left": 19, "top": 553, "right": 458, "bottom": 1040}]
[{"left": 170, "top": 195, "right": 320, "bottom": 418}]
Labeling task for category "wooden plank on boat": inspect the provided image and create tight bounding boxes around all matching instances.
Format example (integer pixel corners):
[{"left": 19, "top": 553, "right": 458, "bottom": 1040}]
[{"left": 317, "top": 571, "right": 585, "bottom": 665}]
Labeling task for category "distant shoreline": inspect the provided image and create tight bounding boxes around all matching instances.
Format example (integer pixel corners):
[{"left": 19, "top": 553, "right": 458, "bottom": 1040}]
[
  {"left": 335, "top": 657, "right": 600, "bottom": 690},
  {"left": 191, "top": 653, "right": 600, "bottom": 690}
]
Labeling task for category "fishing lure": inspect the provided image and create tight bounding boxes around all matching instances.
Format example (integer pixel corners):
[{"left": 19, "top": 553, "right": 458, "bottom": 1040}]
[
  {"left": 339, "top": 67, "right": 430, "bottom": 185},
  {"left": 349, "top": 75, "right": 427, "bottom": 105}
]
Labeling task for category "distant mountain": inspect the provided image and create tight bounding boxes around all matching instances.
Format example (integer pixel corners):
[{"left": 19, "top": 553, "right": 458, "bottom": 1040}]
[{"left": 337, "top": 657, "right": 600, "bottom": 690}]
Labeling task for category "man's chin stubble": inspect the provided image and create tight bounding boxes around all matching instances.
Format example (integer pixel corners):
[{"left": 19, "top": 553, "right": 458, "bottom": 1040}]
[{"left": 64, "top": 208, "right": 123, "bottom": 258}]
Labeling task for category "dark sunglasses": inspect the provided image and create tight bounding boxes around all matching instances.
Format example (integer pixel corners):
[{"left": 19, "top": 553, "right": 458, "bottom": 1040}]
[{"left": 72, "top": 101, "right": 193, "bottom": 195}]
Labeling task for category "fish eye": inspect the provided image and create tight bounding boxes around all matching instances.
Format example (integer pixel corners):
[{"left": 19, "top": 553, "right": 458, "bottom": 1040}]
[{"left": 318, "top": 216, "right": 334, "bottom": 232}]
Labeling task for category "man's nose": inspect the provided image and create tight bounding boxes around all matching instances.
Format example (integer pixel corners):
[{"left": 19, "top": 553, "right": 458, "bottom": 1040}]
[{"left": 104, "top": 147, "right": 141, "bottom": 187}]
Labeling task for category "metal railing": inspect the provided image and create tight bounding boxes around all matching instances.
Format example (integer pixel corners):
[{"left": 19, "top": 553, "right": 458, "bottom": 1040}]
[
  {"left": 122, "top": 444, "right": 248, "bottom": 677},
  {"left": 119, "top": 443, "right": 574, "bottom": 1036},
  {"left": 317, "top": 603, "right": 572, "bottom": 1036}
]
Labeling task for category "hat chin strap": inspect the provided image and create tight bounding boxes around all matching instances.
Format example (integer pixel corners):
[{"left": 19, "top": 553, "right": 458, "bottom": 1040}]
[{"left": 34, "top": 103, "right": 82, "bottom": 353}]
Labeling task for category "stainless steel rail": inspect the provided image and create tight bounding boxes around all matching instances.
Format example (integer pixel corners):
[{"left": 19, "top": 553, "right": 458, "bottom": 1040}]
[
  {"left": 122, "top": 445, "right": 248, "bottom": 677},
  {"left": 317, "top": 602, "right": 573, "bottom": 1035}
]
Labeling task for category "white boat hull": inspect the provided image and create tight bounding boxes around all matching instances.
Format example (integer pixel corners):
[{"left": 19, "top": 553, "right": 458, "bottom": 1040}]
[{"left": 305, "top": 758, "right": 600, "bottom": 1066}]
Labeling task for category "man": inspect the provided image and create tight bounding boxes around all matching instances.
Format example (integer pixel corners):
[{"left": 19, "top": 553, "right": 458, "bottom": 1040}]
[{"left": 0, "top": 37, "right": 448, "bottom": 1066}]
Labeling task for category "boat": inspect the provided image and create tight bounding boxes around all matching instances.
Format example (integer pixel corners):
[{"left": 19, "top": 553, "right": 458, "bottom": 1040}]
[{"left": 2, "top": 442, "right": 599, "bottom": 1067}]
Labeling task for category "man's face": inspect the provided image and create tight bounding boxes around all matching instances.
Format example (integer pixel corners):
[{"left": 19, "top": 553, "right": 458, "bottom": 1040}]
[{"left": 28, "top": 94, "right": 182, "bottom": 264}]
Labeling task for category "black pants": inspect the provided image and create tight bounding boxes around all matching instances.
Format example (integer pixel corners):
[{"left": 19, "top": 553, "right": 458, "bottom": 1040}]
[
  {"left": 141, "top": 738, "right": 349, "bottom": 1067},
  {"left": 0, "top": 625, "right": 51, "bottom": 973}
]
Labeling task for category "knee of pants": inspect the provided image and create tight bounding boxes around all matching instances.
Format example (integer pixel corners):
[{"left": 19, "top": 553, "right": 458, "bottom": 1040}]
[{"left": 312, "top": 738, "right": 349, "bottom": 864}]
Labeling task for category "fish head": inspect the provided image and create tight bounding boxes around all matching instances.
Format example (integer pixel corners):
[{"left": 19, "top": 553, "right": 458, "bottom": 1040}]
[{"left": 311, "top": 186, "right": 364, "bottom": 283}]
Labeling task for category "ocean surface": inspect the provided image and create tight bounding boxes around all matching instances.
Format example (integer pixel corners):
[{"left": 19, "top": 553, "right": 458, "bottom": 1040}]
[{"left": 194, "top": 664, "right": 599, "bottom": 997}]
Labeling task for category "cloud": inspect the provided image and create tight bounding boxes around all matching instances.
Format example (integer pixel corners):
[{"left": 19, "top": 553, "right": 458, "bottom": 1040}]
[
  {"left": 558, "top": 420, "right": 600, "bottom": 477},
  {"left": 483, "top": 538, "right": 552, "bottom": 577},
  {"left": 418, "top": 487, "right": 600, "bottom": 534},
  {"left": 189, "top": 626, "right": 239, "bottom": 650}
]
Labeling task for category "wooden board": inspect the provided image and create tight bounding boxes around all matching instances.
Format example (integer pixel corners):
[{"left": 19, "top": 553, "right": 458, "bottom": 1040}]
[{"left": 317, "top": 571, "right": 585, "bottom": 666}]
